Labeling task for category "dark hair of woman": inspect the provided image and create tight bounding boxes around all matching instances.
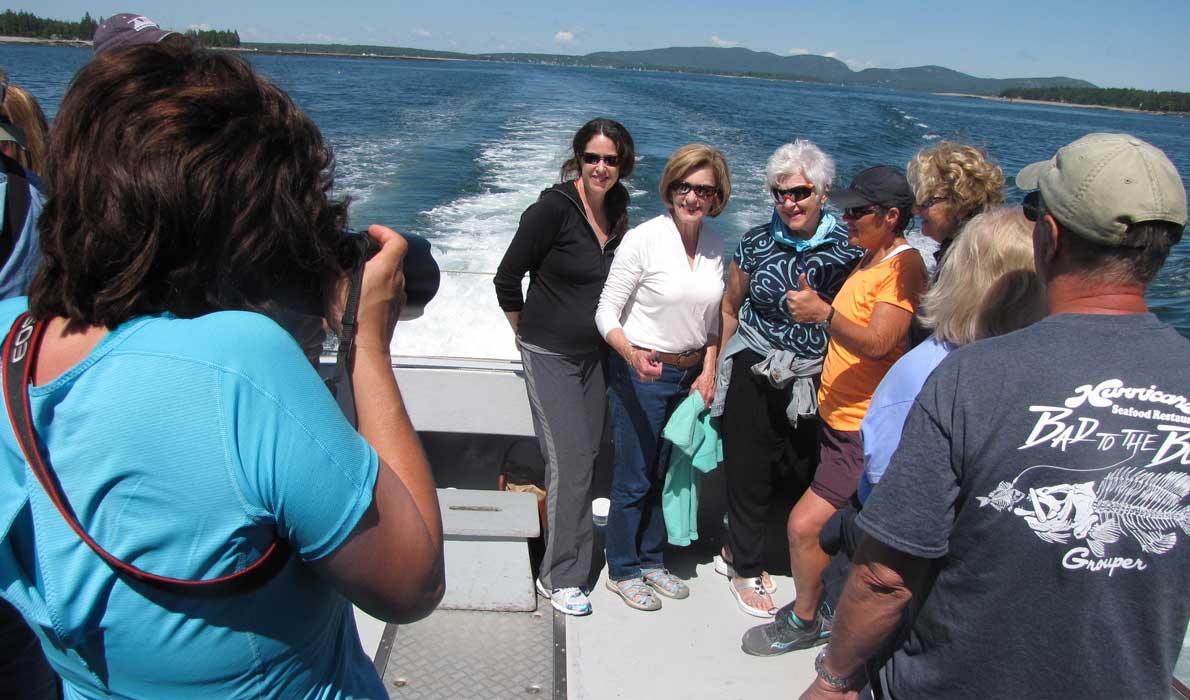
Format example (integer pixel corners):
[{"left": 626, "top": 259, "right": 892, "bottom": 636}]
[
  {"left": 559, "top": 117, "right": 636, "bottom": 181},
  {"left": 30, "top": 43, "right": 350, "bottom": 328}
]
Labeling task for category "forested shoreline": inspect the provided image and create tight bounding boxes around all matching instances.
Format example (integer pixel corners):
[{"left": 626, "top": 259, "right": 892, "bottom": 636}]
[
  {"left": 0, "top": 10, "right": 239, "bottom": 47},
  {"left": 999, "top": 86, "right": 1190, "bottom": 113}
]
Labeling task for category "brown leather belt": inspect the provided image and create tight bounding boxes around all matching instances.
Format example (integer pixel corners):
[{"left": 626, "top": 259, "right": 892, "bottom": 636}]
[{"left": 635, "top": 346, "right": 706, "bottom": 369}]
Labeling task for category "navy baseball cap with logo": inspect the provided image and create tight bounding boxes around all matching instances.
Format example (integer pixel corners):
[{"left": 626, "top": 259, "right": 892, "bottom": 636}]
[
  {"left": 829, "top": 165, "right": 916, "bottom": 211},
  {"left": 93, "top": 13, "right": 177, "bottom": 55}
]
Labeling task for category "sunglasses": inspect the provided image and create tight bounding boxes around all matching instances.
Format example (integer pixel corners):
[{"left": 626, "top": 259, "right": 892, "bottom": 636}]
[
  {"left": 581, "top": 152, "right": 620, "bottom": 167},
  {"left": 670, "top": 181, "right": 719, "bottom": 200},
  {"left": 916, "top": 195, "right": 948, "bottom": 210},
  {"left": 1022, "top": 191, "right": 1042, "bottom": 222},
  {"left": 771, "top": 186, "right": 815, "bottom": 204},
  {"left": 843, "top": 206, "right": 879, "bottom": 220}
]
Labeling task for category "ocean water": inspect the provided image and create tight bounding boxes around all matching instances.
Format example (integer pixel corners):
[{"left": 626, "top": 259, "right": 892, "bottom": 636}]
[{"left": 6, "top": 44, "right": 1189, "bottom": 359}]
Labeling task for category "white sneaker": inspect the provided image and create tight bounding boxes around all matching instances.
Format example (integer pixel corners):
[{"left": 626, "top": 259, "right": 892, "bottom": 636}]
[{"left": 536, "top": 579, "right": 592, "bottom": 616}]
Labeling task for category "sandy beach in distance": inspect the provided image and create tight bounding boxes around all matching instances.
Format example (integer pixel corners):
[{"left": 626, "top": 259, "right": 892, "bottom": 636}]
[
  {"left": 0, "top": 35, "right": 89, "bottom": 47},
  {"left": 935, "top": 91, "right": 1185, "bottom": 117}
]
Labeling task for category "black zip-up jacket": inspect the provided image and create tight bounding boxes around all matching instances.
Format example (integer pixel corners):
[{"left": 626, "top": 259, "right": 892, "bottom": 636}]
[{"left": 494, "top": 180, "right": 629, "bottom": 355}]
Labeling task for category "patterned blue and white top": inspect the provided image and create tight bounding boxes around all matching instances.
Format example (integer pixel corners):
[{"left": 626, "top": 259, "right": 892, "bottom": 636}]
[{"left": 733, "top": 215, "right": 862, "bottom": 358}]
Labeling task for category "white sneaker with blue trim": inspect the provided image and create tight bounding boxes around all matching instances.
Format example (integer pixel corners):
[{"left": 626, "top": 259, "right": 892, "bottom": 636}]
[{"left": 536, "top": 579, "right": 592, "bottom": 616}]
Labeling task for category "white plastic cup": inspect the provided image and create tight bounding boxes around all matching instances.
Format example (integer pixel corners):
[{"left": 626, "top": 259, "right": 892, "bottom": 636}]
[{"left": 592, "top": 497, "right": 610, "bottom": 527}]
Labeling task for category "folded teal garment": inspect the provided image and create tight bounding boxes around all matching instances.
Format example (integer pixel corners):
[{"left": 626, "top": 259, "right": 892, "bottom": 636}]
[{"left": 661, "top": 394, "right": 723, "bottom": 546}]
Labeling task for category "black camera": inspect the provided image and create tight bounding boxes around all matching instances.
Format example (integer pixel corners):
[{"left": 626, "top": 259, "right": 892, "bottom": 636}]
[
  {"left": 337, "top": 230, "right": 440, "bottom": 319},
  {"left": 325, "top": 230, "right": 440, "bottom": 423}
]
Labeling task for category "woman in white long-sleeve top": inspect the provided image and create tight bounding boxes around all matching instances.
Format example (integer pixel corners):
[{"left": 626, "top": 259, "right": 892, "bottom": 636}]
[{"left": 594, "top": 143, "right": 729, "bottom": 611}]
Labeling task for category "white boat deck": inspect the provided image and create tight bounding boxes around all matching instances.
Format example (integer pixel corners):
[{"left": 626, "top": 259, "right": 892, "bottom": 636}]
[{"left": 567, "top": 549, "right": 818, "bottom": 699}]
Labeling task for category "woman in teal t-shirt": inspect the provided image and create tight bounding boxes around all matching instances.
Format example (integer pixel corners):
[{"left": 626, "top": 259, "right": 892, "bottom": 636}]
[{"left": 0, "top": 43, "right": 444, "bottom": 698}]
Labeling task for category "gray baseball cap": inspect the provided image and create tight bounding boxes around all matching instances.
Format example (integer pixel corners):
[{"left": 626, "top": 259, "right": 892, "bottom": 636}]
[
  {"left": 1016, "top": 132, "right": 1187, "bottom": 247},
  {"left": 93, "top": 13, "right": 177, "bottom": 54}
]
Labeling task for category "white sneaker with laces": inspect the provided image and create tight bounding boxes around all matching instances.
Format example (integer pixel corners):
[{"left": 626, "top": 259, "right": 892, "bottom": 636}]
[{"left": 536, "top": 579, "right": 592, "bottom": 616}]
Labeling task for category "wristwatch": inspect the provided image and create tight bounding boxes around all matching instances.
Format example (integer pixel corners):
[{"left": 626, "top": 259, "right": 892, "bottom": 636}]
[
  {"left": 818, "top": 307, "right": 836, "bottom": 331},
  {"left": 814, "top": 649, "right": 867, "bottom": 692}
]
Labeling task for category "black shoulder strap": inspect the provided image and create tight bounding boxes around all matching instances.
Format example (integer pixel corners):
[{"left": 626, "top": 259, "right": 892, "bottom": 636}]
[
  {"left": 325, "top": 255, "right": 367, "bottom": 425},
  {"left": 0, "top": 155, "right": 29, "bottom": 270},
  {"left": 2, "top": 313, "right": 291, "bottom": 597}
]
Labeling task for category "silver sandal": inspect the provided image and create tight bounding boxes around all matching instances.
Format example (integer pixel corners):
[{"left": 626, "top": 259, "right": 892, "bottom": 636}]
[{"left": 606, "top": 577, "right": 661, "bottom": 611}]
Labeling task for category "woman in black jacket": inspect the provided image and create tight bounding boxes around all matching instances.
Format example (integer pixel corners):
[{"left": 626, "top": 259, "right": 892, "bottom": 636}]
[{"left": 494, "top": 118, "right": 634, "bottom": 616}]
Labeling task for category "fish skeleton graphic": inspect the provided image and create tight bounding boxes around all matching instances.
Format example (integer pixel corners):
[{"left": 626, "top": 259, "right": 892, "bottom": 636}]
[{"left": 984, "top": 467, "right": 1190, "bottom": 557}]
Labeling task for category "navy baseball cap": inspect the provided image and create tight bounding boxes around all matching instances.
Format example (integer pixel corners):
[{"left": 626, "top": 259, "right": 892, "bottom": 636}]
[
  {"left": 829, "top": 166, "right": 916, "bottom": 211},
  {"left": 93, "top": 13, "right": 177, "bottom": 54}
]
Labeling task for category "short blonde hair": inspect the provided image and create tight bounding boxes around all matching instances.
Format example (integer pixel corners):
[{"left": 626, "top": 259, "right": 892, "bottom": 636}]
[
  {"left": 918, "top": 206, "right": 1045, "bottom": 345},
  {"left": 1, "top": 85, "right": 49, "bottom": 174},
  {"left": 907, "top": 141, "right": 1005, "bottom": 216},
  {"left": 658, "top": 143, "right": 731, "bottom": 217}
]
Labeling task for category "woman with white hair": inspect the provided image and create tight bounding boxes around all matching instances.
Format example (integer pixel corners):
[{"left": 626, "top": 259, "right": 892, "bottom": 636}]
[
  {"left": 713, "top": 139, "right": 862, "bottom": 617},
  {"left": 857, "top": 205, "right": 1046, "bottom": 502}
]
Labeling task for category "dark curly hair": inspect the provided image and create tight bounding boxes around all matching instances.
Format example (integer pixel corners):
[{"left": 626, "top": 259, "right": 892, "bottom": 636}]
[{"left": 30, "top": 43, "right": 349, "bottom": 328}]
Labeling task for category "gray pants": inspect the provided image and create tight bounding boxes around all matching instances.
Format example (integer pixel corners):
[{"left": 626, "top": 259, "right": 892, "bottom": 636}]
[{"left": 520, "top": 343, "right": 606, "bottom": 590}]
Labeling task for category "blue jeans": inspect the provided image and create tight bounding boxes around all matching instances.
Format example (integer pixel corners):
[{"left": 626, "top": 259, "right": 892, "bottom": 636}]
[{"left": 605, "top": 352, "right": 696, "bottom": 581}]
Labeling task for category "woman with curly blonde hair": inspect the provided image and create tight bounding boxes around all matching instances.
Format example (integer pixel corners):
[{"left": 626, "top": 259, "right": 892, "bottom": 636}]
[{"left": 907, "top": 140, "right": 1005, "bottom": 266}]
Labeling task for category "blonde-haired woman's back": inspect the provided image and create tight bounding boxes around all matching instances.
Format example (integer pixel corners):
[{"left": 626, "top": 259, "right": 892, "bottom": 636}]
[{"left": 858, "top": 206, "right": 1046, "bottom": 502}]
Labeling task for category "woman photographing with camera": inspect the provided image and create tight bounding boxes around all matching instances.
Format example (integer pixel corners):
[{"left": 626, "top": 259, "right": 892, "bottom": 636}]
[
  {"left": 0, "top": 43, "right": 443, "bottom": 698},
  {"left": 495, "top": 118, "right": 635, "bottom": 617}
]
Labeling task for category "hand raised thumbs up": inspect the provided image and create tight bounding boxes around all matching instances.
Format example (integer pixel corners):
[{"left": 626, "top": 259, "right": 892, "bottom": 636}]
[{"left": 785, "top": 272, "right": 831, "bottom": 324}]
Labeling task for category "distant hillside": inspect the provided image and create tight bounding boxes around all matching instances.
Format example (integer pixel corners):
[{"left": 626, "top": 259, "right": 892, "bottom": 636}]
[
  {"left": 573, "top": 46, "right": 856, "bottom": 83},
  {"left": 1000, "top": 86, "right": 1190, "bottom": 113},
  {"left": 235, "top": 41, "right": 1098, "bottom": 95},
  {"left": 851, "top": 64, "right": 1093, "bottom": 94},
  {"left": 245, "top": 42, "right": 472, "bottom": 60},
  {"left": 481, "top": 46, "right": 1094, "bottom": 95}
]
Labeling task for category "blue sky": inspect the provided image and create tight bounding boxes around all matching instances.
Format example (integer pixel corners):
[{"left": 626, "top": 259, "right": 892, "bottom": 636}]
[{"left": 28, "top": 0, "right": 1190, "bottom": 90}]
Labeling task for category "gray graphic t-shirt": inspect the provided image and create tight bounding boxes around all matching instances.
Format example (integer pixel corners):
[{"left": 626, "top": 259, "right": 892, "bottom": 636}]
[{"left": 858, "top": 313, "right": 1190, "bottom": 700}]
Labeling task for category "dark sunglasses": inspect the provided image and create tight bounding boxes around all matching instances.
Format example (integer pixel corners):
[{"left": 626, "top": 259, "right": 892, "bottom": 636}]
[
  {"left": 581, "top": 152, "right": 620, "bottom": 167},
  {"left": 916, "top": 195, "right": 948, "bottom": 210},
  {"left": 1022, "top": 191, "right": 1042, "bottom": 222},
  {"left": 843, "top": 205, "right": 879, "bottom": 220},
  {"left": 771, "top": 186, "right": 815, "bottom": 204},
  {"left": 670, "top": 181, "right": 719, "bottom": 199}
]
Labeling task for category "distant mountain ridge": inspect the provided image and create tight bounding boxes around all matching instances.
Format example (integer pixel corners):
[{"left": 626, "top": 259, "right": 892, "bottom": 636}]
[
  {"left": 479, "top": 46, "right": 1096, "bottom": 95},
  {"left": 241, "top": 42, "right": 1095, "bottom": 95}
]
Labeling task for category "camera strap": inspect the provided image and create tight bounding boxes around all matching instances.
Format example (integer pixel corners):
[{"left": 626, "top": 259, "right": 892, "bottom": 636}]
[
  {"left": 2, "top": 313, "right": 291, "bottom": 596},
  {"left": 326, "top": 255, "right": 368, "bottom": 425}
]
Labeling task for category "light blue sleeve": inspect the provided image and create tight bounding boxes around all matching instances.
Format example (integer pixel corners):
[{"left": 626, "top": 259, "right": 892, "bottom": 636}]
[
  {"left": 859, "top": 339, "right": 952, "bottom": 505},
  {"left": 219, "top": 320, "right": 379, "bottom": 562},
  {"left": 859, "top": 398, "right": 916, "bottom": 504}
]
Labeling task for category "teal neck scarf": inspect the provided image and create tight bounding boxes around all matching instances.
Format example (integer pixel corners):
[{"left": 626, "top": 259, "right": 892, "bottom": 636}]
[{"left": 770, "top": 210, "right": 837, "bottom": 252}]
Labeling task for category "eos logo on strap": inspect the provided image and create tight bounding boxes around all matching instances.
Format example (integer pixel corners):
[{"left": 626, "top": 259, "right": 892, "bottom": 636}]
[{"left": 10, "top": 315, "right": 34, "bottom": 363}]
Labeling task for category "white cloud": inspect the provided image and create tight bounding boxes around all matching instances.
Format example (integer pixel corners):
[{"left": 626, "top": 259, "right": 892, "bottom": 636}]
[
  {"left": 710, "top": 35, "right": 739, "bottom": 48},
  {"left": 845, "top": 58, "right": 878, "bottom": 70},
  {"left": 414, "top": 27, "right": 432, "bottom": 38},
  {"left": 296, "top": 32, "right": 347, "bottom": 43},
  {"left": 554, "top": 30, "right": 575, "bottom": 44},
  {"left": 824, "top": 50, "right": 838, "bottom": 58},
  {"left": 188, "top": 23, "right": 212, "bottom": 31},
  {"left": 789, "top": 47, "right": 810, "bottom": 55}
]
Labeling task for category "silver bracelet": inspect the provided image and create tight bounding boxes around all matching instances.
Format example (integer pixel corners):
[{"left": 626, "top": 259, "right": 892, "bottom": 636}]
[{"left": 814, "top": 649, "right": 866, "bottom": 692}]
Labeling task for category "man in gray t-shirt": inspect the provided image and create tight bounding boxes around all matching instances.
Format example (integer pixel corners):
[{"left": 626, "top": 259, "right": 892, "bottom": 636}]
[{"left": 798, "top": 133, "right": 1189, "bottom": 700}]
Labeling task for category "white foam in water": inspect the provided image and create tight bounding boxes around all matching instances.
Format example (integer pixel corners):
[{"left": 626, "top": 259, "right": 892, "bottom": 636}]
[
  {"left": 393, "top": 115, "right": 580, "bottom": 361},
  {"left": 332, "top": 136, "right": 403, "bottom": 207}
]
